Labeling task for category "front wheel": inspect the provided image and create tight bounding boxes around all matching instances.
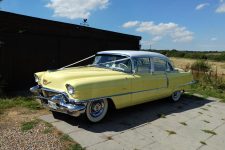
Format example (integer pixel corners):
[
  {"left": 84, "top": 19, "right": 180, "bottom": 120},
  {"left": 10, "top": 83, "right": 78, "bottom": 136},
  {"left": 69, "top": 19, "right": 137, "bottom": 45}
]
[
  {"left": 86, "top": 99, "right": 108, "bottom": 123},
  {"left": 171, "top": 91, "right": 182, "bottom": 102}
]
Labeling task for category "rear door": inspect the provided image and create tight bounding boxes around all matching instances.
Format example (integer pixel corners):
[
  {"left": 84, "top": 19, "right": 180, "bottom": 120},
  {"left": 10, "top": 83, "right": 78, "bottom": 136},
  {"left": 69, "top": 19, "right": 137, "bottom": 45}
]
[{"left": 131, "top": 57, "right": 168, "bottom": 105}]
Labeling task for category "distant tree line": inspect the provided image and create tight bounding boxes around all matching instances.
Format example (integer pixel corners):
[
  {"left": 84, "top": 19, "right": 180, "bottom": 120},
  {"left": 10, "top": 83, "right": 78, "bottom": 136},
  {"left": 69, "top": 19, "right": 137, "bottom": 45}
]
[{"left": 145, "top": 49, "right": 225, "bottom": 62}]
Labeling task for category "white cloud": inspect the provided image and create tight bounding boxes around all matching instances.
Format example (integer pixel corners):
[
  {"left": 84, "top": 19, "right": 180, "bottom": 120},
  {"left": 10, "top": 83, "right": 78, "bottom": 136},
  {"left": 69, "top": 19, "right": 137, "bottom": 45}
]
[
  {"left": 220, "top": 0, "right": 224, "bottom": 3},
  {"left": 46, "top": 0, "right": 109, "bottom": 19},
  {"left": 136, "top": 22, "right": 178, "bottom": 35},
  {"left": 211, "top": 37, "right": 217, "bottom": 41},
  {"left": 216, "top": 3, "right": 225, "bottom": 13},
  {"left": 123, "top": 21, "right": 194, "bottom": 43},
  {"left": 152, "top": 36, "right": 162, "bottom": 42},
  {"left": 171, "top": 27, "right": 193, "bottom": 42},
  {"left": 195, "top": 3, "right": 209, "bottom": 10},
  {"left": 122, "top": 21, "right": 140, "bottom": 28}
]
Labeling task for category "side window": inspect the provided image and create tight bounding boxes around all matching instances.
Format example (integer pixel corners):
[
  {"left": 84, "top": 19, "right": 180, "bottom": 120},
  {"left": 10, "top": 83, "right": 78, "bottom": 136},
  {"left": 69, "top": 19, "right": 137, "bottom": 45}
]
[
  {"left": 153, "top": 57, "right": 166, "bottom": 72},
  {"left": 134, "top": 57, "right": 151, "bottom": 73}
]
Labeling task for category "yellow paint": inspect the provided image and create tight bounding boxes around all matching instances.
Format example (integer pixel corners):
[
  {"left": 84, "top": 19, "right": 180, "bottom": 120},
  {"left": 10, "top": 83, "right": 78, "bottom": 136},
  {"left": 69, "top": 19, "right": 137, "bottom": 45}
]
[{"left": 35, "top": 66, "right": 193, "bottom": 109}]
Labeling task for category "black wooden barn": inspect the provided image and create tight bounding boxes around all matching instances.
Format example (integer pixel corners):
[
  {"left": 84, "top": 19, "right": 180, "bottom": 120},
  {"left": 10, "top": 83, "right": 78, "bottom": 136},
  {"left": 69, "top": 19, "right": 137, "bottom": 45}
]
[{"left": 0, "top": 11, "right": 141, "bottom": 92}]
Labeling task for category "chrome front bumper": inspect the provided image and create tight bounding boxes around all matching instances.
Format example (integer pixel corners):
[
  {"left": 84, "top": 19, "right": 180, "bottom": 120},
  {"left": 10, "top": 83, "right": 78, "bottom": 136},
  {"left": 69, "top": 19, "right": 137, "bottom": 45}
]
[{"left": 30, "top": 85, "right": 86, "bottom": 117}]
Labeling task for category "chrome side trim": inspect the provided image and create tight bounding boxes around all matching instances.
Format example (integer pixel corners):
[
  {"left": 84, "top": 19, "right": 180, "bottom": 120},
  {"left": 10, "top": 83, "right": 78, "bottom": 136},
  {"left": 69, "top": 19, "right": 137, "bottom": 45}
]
[
  {"left": 30, "top": 85, "right": 166, "bottom": 103},
  {"left": 177, "top": 80, "right": 197, "bottom": 87},
  {"left": 76, "top": 86, "right": 167, "bottom": 103}
]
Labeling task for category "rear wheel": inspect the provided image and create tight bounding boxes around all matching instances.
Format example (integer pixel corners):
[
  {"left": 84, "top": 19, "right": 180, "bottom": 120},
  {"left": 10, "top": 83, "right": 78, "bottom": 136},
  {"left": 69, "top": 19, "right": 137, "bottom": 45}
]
[
  {"left": 86, "top": 99, "right": 108, "bottom": 123},
  {"left": 171, "top": 91, "right": 182, "bottom": 102}
]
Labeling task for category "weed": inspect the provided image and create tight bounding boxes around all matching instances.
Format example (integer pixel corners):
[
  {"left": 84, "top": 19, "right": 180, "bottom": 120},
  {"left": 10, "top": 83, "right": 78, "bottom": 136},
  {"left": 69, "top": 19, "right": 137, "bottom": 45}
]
[
  {"left": 191, "top": 60, "right": 211, "bottom": 72},
  {"left": 68, "top": 144, "right": 84, "bottom": 150},
  {"left": 43, "top": 128, "right": 53, "bottom": 134},
  {"left": 0, "top": 97, "right": 42, "bottom": 110},
  {"left": 106, "top": 136, "right": 113, "bottom": 140},
  {"left": 60, "top": 134, "right": 73, "bottom": 142},
  {"left": 44, "top": 121, "right": 53, "bottom": 128},
  {"left": 200, "top": 141, "right": 207, "bottom": 145},
  {"left": 200, "top": 108, "right": 209, "bottom": 111},
  {"left": 179, "top": 122, "right": 187, "bottom": 126},
  {"left": 202, "top": 130, "right": 217, "bottom": 135},
  {"left": 157, "top": 113, "right": 166, "bottom": 118},
  {"left": 21, "top": 119, "right": 40, "bottom": 132},
  {"left": 166, "top": 130, "right": 176, "bottom": 135},
  {"left": 203, "top": 120, "right": 210, "bottom": 123}
]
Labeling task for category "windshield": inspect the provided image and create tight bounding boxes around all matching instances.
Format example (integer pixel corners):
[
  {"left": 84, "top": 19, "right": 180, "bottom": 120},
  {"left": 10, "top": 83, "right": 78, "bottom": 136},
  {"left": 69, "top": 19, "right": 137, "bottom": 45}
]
[{"left": 93, "top": 54, "right": 132, "bottom": 73}]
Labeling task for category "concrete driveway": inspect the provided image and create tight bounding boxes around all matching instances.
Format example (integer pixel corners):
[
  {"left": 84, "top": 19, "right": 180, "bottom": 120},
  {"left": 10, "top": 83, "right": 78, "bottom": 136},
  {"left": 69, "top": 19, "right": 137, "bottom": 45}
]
[{"left": 40, "top": 95, "right": 225, "bottom": 150}]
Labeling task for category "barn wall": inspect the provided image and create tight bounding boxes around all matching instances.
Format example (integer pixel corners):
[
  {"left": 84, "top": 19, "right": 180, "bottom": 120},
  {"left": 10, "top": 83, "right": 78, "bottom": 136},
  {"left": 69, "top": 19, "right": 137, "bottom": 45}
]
[{"left": 0, "top": 11, "right": 141, "bottom": 91}]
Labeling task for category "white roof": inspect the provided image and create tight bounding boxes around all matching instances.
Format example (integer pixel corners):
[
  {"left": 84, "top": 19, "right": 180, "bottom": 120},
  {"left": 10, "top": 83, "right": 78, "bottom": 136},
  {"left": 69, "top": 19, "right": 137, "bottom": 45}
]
[{"left": 97, "top": 50, "right": 168, "bottom": 59}]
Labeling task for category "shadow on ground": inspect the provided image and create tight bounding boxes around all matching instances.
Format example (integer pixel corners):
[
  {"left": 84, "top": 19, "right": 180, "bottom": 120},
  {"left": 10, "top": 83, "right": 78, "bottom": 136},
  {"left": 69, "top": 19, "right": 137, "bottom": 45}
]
[{"left": 52, "top": 95, "right": 212, "bottom": 133}]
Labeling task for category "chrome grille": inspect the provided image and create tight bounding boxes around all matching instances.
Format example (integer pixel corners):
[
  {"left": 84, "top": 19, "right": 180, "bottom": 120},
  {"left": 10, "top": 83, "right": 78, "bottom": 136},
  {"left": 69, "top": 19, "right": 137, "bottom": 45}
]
[{"left": 42, "top": 90, "right": 59, "bottom": 98}]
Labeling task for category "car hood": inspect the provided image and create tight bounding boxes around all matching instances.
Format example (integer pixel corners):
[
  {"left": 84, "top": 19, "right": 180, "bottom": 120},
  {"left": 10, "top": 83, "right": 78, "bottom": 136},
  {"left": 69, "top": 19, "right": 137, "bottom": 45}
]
[{"left": 39, "top": 66, "right": 126, "bottom": 90}]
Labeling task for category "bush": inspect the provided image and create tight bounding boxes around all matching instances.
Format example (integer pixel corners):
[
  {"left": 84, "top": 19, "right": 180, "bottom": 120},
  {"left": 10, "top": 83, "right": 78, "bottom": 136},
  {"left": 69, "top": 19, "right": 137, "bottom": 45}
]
[{"left": 191, "top": 60, "right": 211, "bottom": 72}]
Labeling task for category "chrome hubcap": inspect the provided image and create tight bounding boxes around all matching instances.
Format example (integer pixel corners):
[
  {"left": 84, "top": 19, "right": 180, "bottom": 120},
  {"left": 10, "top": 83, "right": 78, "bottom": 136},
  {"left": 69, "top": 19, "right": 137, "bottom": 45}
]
[
  {"left": 172, "top": 91, "right": 181, "bottom": 101},
  {"left": 90, "top": 101, "right": 104, "bottom": 117}
]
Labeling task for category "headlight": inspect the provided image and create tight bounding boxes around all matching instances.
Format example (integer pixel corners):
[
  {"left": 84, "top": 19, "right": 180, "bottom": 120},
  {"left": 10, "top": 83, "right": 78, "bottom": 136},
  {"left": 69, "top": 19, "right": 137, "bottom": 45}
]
[
  {"left": 66, "top": 84, "right": 75, "bottom": 95},
  {"left": 34, "top": 74, "right": 39, "bottom": 82}
]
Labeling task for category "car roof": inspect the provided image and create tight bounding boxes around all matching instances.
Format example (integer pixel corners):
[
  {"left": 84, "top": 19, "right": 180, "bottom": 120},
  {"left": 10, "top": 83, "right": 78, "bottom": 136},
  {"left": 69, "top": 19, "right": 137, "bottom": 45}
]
[{"left": 97, "top": 50, "right": 168, "bottom": 59}]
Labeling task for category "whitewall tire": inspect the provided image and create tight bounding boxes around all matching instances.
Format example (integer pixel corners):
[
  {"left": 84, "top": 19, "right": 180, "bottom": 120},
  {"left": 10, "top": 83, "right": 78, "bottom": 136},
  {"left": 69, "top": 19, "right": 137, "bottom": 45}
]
[
  {"left": 86, "top": 99, "right": 108, "bottom": 123},
  {"left": 171, "top": 91, "right": 182, "bottom": 102}
]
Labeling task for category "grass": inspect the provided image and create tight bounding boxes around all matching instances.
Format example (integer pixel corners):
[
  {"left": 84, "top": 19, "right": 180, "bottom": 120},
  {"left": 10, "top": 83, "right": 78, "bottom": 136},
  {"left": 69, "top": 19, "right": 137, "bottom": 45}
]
[
  {"left": 21, "top": 119, "right": 40, "bottom": 132},
  {"left": 166, "top": 130, "right": 176, "bottom": 135},
  {"left": 200, "top": 108, "right": 209, "bottom": 111},
  {"left": 0, "top": 96, "right": 42, "bottom": 111},
  {"left": 43, "top": 127, "right": 53, "bottom": 134},
  {"left": 44, "top": 121, "right": 53, "bottom": 128},
  {"left": 170, "top": 57, "right": 225, "bottom": 101},
  {"left": 106, "top": 136, "right": 113, "bottom": 140},
  {"left": 60, "top": 134, "right": 84, "bottom": 150},
  {"left": 157, "top": 113, "right": 166, "bottom": 118},
  {"left": 60, "top": 134, "right": 74, "bottom": 142},
  {"left": 0, "top": 97, "right": 83, "bottom": 150},
  {"left": 191, "top": 84, "right": 225, "bottom": 102},
  {"left": 200, "top": 141, "right": 207, "bottom": 145},
  {"left": 202, "top": 130, "right": 217, "bottom": 135},
  {"left": 203, "top": 120, "right": 210, "bottom": 123},
  {"left": 191, "top": 60, "right": 211, "bottom": 72},
  {"left": 179, "top": 122, "right": 187, "bottom": 126}
]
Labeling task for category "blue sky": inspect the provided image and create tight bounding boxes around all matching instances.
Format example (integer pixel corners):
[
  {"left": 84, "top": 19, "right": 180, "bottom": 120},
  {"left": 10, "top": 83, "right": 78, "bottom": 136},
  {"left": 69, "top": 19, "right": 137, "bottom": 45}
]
[{"left": 1, "top": 0, "right": 225, "bottom": 51}]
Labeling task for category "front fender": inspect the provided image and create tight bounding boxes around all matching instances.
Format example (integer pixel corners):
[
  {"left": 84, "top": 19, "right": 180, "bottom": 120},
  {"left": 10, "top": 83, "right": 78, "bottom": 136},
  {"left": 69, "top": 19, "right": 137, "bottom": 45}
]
[{"left": 66, "top": 75, "right": 132, "bottom": 101}]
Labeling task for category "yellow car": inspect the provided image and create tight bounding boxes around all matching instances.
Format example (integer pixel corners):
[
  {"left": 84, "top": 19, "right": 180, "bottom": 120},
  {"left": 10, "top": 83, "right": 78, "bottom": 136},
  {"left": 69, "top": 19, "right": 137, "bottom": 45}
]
[{"left": 30, "top": 50, "right": 195, "bottom": 122}]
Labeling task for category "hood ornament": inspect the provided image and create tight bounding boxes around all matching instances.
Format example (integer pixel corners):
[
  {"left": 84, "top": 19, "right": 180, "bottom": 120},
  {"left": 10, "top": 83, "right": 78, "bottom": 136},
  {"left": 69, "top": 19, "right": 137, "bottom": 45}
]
[{"left": 43, "top": 79, "right": 51, "bottom": 85}]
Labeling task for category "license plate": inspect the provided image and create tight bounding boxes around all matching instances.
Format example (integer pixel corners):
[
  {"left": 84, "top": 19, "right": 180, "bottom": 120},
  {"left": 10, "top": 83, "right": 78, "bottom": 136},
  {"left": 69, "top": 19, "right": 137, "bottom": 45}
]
[{"left": 48, "top": 101, "right": 57, "bottom": 110}]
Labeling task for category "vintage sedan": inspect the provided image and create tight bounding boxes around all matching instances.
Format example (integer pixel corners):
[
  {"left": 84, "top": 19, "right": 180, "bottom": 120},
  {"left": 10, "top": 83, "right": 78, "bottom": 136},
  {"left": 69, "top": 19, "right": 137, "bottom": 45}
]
[{"left": 30, "top": 50, "right": 195, "bottom": 122}]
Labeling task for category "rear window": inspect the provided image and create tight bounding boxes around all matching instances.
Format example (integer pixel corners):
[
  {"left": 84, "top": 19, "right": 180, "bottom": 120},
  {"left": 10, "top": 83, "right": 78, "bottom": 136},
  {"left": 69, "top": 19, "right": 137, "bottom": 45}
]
[
  {"left": 134, "top": 57, "right": 151, "bottom": 73},
  {"left": 153, "top": 57, "right": 166, "bottom": 72}
]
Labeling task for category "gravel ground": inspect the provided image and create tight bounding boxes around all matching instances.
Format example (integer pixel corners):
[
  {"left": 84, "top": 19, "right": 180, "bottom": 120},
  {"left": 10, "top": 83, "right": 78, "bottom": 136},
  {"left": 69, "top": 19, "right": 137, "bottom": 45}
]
[
  {"left": 0, "top": 108, "right": 71, "bottom": 150},
  {"left": 0, "top": 122, "right": 63, "bottom": 150}
]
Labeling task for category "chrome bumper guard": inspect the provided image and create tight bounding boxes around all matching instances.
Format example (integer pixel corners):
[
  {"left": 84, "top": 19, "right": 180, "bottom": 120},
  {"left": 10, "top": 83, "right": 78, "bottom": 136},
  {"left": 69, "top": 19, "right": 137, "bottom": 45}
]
[{"left": 30, "top": 85, "right": 86, "bottom": 117}]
